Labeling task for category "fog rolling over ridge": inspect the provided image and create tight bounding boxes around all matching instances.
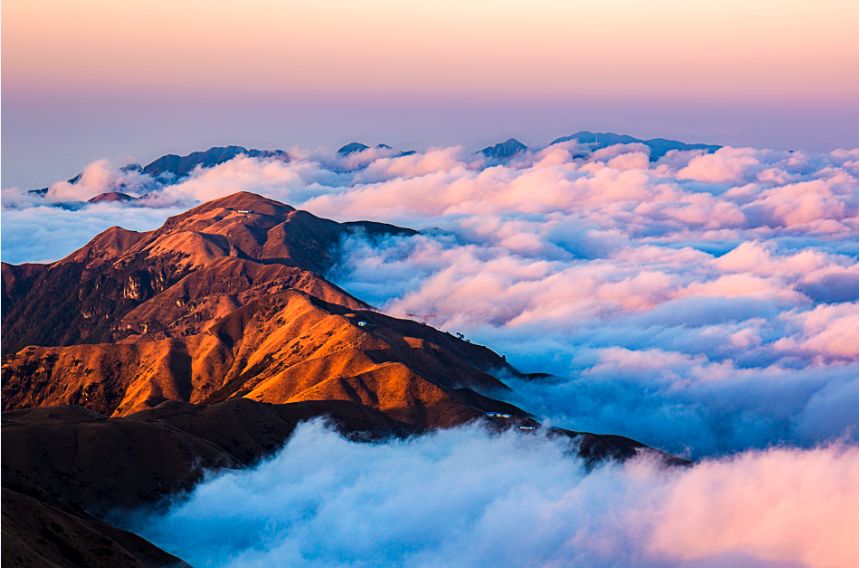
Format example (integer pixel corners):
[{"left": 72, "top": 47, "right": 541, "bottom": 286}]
[
  {"left": 124, "top": 421, "right": 859, "bottom": 568},
  {"left": 3, "top": 133, "right": 859, "bottom": 567}
]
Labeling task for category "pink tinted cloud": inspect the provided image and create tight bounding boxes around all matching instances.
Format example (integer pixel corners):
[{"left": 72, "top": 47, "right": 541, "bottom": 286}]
[
  {"left": 650, "top": 444, "right": 859, "bottom": 568},
  {"left": 775, "top": 303, "right": 859, "bottom": 361},
  {"left": 46, "top": 159, "right": 150, "bottom": 201},
  {"left": 132, "top": 422, "right": 859, "bottom": 568},
  {"left": 677, "top": 147, "right": 762, "bottom": 183},
  {"left": 750, "top": 179, "right": 852, "bottom": 229}
]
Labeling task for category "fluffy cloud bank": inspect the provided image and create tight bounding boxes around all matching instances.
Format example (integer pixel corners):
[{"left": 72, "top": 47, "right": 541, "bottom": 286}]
[
  {"left": 125, "top": 421, "right": 859, "bottom": 568},
  {"left": 7, "top": 141, "right": 859, "bottom": 565},
  {"left": 0, "top": 203, "right": 185, "bottom": 264},
  {"left": 3, "top": 140, "right": 858, "bottom": 456}
]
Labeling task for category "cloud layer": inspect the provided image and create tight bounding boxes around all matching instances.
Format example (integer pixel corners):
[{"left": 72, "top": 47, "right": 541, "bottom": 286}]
[
  {"left": 124, "top": 421, "right": 859, "bottom": 568},
  {"left": 3, "top": 141, "right": 859, "bottom": 456},
  {"left": 7, "top": 140, "right": 858, "bottom": 566}
]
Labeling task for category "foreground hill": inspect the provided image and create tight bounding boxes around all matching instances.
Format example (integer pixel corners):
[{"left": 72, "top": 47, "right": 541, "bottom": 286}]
[
  {"left": 2, "top": 488, "right": 186, "bottom": 568},
  {"left": 1, "top": 400, "right": 404, "bottom": 568},
  {"left": 1, "top": 398, "right": 661, "bottom": 566}
]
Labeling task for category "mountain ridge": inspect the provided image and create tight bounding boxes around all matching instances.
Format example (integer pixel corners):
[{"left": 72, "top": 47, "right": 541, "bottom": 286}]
[
  {"left": 550, "top": 130, "right": 721, "bottom": 160},
  {"left": 24, "top": 132, "right": 722, "bottom": 198}
]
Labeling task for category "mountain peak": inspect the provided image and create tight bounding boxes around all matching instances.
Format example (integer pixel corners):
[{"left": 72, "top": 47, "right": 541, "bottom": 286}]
[
  {"left": 87, "top": 192, "right": 137, "bottom": 204},
  {"left": 142, "top": 146, "right": 289, "bottom": 179},
  {"left": 337, "top": 142, "right": 371, "bottom": 155},
  {"left": 550, "top": 131, "right": 720, "bottom": 160},
  {"left": 195, "top": 190, "right": 293, "bottom": 212},
  {"left": 480, "top": 138, "right": 528, "bottom": 161}
]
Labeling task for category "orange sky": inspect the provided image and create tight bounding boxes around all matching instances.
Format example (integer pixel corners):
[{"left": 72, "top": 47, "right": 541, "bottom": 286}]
[{"left": 5, "top": 0, "right": 858, "bottom": 103}]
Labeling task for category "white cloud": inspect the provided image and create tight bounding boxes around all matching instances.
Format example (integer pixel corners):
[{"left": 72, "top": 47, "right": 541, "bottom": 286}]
[
  {"left": 4, "top": 141, "right": 859, "bottom": 457},
  {"left": 125, "top": 422, "right": 859, "bottom": 568}
]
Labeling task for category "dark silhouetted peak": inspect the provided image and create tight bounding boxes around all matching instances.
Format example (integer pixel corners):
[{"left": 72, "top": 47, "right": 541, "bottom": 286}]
[
  {"left": 551, "top": 131, "right": 639, "bottom": 147},
  {"left": 27, "top": 170, "right": 89, "bottom": 196},
  {"left": 551, "top": 131, "right": 720, "bottom": 161},
  {"left": 480, "top": 138, "right": 528, "bottom": 161},
  {"left": 87, "top": 192, "right": 137, "bottom": 204},
  {"left": 29, "top": 149, "right": 288, "bottom": 197},
  {"left": 338, "top": 142, "right": 371, "bottom": 155},
  {"left": 643, "top": 138, "right": 722, "bottom": 160},
  {"left": 142, "top": 146, "right": 289, "bottom": 179},
  {"left": 376, "top": 143, "right": 393, "bottom": 150}
]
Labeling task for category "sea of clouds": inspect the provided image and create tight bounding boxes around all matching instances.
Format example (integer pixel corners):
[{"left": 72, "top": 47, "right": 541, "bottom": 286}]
[
  {"left": 122, "top": 420, "right": 858, "bottom": 568},
  {"left": 4, "top": 138, "right": 859, "bottom": 565},
  {"left": 4, "top": 139, "right": 857, "bottom": 456}
]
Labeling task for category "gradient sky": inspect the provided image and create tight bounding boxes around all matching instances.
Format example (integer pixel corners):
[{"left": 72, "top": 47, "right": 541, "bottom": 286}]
[{"left": 3, "top": 0, "right": 859, "bottom": 188}]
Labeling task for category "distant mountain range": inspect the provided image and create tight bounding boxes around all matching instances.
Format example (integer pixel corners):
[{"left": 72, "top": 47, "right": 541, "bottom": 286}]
[
  {"left": 27, "top": 145, "right": 290, "bottom": 197},
  {"left": 25, "top": 133, "right": 721, "bottom": 201},
  {"left": 549, "top": 131, "right": 721, "bottom": 160},
  {"left": 141, "top": 145, "right": 289, "bottom": 179}
]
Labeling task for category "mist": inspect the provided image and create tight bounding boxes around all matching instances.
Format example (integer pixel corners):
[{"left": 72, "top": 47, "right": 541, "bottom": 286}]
[{"left": 123, "top": 421, "right": 859, "bottom": 568}]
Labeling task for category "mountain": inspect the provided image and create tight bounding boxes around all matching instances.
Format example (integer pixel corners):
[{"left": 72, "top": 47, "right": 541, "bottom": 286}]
[
  {"left": 2, "top": 487, "right": 186, "bottom": 568},
  {"left": 480, "top": 138, "right": 528, "bottom": 162},
  {"left": 0, "top": 396, "right": 661, "bottom": 566},
  {"left": 2, "top": 191, "right": 683, "bottom": 566},
  {"left": 2, "top": 192, "right": 414, "bottom": 351},
  {"left": 550, "top": 131, "right": 721, "bottom": 160},
  {"left": 1, "top": 192, "right": 520, "bottom": 427},
  {"left": 26, "top": 146, "right": 289, "bottom": 197},
  {"left": 2, "top": 287, "right": 527, "bottom": 426},
  {"left": 337, "top": 142, "right": 371, "bottom": 155},
  {"left": 1, "top": 399, "right": 404, "bottom": 568},
  {"left": 141, "top": 146, "right": 288, "bottom": 180},
  {"left": 336, "top": 142, "right": 399, "bottom": 156},
  {"left": 2, "top": 400, "right": 409, "bottom": 513},
  {"left": 24, "top": 135, "right": 722, "bottom": 200},
  {"left": 1, "top": 192, "right": 668, "bottom": 437},
  {"left": 87, "top": 191, "right": 138, "bottom": 204}
]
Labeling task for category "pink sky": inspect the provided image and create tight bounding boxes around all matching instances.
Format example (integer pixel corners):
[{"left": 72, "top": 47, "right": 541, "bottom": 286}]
[{"left": 3, "top": 0, "right": 859, "bottom": 187}]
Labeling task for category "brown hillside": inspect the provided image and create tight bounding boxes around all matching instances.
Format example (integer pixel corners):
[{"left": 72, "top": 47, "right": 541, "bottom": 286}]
[
  {"left": 3, "top": 290, "right": 522, "bottom": 427},
  {"left": 1, "top": 191, "right": 413, "bottom": 350}
]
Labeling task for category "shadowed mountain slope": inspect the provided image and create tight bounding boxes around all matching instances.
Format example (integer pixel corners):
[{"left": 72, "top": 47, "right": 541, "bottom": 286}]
[
  {"left": 1, "top": 400, "right": 410, "bottom": 514},
  {"left": 1, "top": 399, "right": 406, "bottom": 568},
  {"left": 2, "top": 488, "right": 187, "bottom": 568}
]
